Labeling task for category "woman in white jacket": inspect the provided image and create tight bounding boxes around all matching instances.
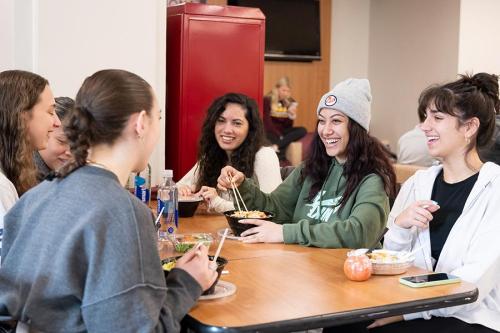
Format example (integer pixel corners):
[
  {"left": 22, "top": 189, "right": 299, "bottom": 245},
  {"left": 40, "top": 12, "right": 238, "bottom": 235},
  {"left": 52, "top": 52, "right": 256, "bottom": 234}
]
[{"left": 368, "top": 73, "right": 500, "bottom": 332}]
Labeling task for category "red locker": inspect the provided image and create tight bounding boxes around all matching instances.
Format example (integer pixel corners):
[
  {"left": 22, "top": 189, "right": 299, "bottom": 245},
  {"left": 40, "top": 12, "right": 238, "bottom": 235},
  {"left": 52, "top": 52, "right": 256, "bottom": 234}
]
[{"left": 166, "top": 3, "right": 265, "bottom": 180}]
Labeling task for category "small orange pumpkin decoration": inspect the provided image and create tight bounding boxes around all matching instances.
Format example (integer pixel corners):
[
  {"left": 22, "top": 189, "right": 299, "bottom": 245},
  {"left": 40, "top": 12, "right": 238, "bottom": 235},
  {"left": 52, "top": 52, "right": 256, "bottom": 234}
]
[{"left": 344, "top": 251, "right": 373, "bottom": 281}]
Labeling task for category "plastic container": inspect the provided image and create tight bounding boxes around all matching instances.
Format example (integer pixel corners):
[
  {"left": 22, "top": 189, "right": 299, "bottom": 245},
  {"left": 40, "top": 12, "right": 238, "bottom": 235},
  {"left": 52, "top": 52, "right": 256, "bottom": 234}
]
[
  {"left": 157, "top": 169, "right": 178, "bottom": 237},
  {"left": 366, "top": 249, "right": 414, "bottom": 275},
  {"left": 170, "top": 233, "right": 214, "bottom": 253}
]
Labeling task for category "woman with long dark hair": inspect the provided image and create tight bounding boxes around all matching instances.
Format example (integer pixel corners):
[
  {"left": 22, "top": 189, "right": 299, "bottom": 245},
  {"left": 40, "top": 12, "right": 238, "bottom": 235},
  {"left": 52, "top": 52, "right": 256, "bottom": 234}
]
[
  {"left": 0, "top": 70, "right": 216, "bottom": 331},
  {"left": 177, "top": 93, "right": 282, "bottom": 213},
  {"left": 358, "top": 73, "right": 500, "bottom": 332},
  {"left": 217, "top": 79, "right": 395, "bottom": 247}
]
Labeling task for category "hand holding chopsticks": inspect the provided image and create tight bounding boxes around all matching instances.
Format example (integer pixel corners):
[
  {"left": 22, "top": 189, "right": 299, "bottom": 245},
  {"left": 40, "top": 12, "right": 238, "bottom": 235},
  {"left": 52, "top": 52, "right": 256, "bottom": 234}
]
[{"left": 217, "top": 166, "right": 245, "bottom": 191}]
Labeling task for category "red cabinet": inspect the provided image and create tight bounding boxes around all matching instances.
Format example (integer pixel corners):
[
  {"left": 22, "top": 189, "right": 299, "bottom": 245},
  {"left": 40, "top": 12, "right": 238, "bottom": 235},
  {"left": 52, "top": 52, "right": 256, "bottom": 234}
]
[{"left": 166, "top": 3, "right": 265, "bottom": 180}]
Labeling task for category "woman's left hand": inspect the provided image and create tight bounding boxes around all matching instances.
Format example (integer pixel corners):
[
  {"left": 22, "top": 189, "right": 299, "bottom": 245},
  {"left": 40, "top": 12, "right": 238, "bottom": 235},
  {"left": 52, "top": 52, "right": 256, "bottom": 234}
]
[
  {"left": 367, "top": 315, "right": 403, "bottom": 329},
  {"left": 196, "top": 186, "right": 218, "bottom": 204},
  {"left": 239, "top": 219, "right": 284, "bottom": 243}
]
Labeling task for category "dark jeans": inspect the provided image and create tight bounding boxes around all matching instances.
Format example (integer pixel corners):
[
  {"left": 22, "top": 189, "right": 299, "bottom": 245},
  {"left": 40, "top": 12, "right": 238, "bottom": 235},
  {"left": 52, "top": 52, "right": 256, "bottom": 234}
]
[
  {"left": 266, "top": 126, "right": 307, "bottom": 160},
  {"left": 323, "top": 317, "right": 496, "bottom": 333}
]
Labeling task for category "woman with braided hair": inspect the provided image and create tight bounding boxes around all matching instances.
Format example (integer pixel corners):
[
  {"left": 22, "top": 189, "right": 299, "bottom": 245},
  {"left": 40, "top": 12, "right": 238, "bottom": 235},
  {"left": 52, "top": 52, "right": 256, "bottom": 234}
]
[{"left": 0, "top": 69, "right": 216, "bottom": 332}]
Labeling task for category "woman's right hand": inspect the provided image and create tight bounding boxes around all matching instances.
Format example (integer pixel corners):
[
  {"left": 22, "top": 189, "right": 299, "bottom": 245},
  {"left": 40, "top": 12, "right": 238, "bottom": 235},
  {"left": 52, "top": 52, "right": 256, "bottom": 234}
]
[
  {"left": 175, "top": 245, "right": 217, "bottom": 291},
  {"left": 394, "top": 200, "right": 440, "bottom": 229},
  {"left": 217, "top": 166, "right": 245, "bottom": 191},
  {"left": 178, "top": 185, "right": 194, "bottom": 197}
]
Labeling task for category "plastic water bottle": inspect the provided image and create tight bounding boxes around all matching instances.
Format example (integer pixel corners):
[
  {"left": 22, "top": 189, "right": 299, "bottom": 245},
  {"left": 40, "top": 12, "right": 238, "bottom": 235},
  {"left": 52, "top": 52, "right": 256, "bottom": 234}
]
[
  {"left": 157, "top": 169, "right": 178, "bottom": 237},
  {"left": 134, "top": 164, "right": 151, "bottom": 205}
]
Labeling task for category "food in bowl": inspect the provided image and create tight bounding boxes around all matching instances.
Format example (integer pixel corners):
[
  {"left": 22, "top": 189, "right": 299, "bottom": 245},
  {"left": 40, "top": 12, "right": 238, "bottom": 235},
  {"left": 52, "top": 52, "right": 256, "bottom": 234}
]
[
  {"left": 230, "top": 210, "right": 269, "bottom": 219},
  {"left": 366, "top": 249, "right": 414, "bottom": 275},
  {"left": 171, "top": 233, "right": 214, "bottom": 253},
  {"left": 161, "top": 255, "right": 228, "bottom": 295},
  {"left": 223, "top": 210, "right": 274, "bottom": 237}
]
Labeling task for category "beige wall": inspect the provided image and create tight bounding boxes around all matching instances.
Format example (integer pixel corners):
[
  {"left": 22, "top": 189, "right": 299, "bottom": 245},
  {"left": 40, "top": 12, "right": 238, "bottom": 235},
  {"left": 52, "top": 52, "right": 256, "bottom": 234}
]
[
  {"left": 458, "top": 0, "right": 500, "bottom": 74},
  {"left": 330, "top": 0, "right": 370, "bottom": 87},
  {"left": 367, "top": 0, "right": 460, "bottom": 149}
]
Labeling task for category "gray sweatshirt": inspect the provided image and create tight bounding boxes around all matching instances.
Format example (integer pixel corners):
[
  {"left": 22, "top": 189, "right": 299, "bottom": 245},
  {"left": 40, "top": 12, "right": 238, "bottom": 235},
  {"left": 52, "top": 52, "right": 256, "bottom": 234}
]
[{"left": 0, "top": 166, "right": 201, "bottom": 332}]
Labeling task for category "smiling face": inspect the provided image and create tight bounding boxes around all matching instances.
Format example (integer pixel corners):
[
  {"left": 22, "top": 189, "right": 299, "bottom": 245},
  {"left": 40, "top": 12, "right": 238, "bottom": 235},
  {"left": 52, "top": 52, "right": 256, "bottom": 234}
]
[
  {"left": 26, "top": 85, "right": 60, "bottom": 150},
  {"left": 38, "top": 126, "right": 71, "bottom": 170},
  {"left": 420, "top": 101, "right": 469, "bottom": 160},
  {"left": 317, "top": 108, "right": 350, "bottom": 161},
  {"left": 214, "top": 103, "right": 249, "bottom": 154}
]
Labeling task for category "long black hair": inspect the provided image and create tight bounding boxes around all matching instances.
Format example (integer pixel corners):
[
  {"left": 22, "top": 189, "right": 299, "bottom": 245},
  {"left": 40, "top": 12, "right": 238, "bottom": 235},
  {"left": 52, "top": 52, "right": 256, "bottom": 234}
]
[
  {"left": 302, "top": 120, "right": 396, "bottom": 211},
  {"left": 196, "top": 93, "right": 265, "bottom": 191}
]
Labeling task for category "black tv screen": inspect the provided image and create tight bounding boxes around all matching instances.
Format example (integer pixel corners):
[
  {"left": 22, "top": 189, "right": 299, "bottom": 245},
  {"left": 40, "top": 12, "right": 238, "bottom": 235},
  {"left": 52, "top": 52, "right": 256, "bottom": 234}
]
[{"left": 228, "top": 0, "right": 321, "bottom": 61}]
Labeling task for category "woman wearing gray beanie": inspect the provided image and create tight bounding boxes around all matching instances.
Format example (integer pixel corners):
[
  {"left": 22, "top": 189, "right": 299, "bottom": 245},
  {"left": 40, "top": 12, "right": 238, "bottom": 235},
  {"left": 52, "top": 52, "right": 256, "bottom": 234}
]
[{"left": 217, "top": 78, "right": 396, "bottom": 248}]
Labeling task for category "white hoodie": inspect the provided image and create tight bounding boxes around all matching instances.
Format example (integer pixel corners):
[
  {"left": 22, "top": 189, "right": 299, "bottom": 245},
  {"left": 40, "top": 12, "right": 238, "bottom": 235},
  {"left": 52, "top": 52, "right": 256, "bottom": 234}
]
[{"left": 384, "top": 162, "right": 500, "bottom": 331}]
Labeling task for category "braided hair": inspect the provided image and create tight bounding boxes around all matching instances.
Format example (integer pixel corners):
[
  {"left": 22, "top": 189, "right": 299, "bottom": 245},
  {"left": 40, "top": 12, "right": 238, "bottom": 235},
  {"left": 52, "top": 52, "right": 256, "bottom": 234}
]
[{"left": 58, "top": 69, "right": 153, "bottom": 178}]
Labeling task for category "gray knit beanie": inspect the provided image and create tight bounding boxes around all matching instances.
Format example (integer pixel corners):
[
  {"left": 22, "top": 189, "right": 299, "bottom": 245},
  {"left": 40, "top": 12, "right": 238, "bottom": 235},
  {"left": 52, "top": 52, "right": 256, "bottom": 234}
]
[{"left": 316, "top": 78, "right": 372, "bottom": 131}]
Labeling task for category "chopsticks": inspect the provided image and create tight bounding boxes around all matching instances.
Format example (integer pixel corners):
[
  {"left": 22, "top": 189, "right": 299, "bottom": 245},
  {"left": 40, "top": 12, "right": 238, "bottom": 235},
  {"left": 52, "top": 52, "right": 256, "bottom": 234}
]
[
  {"left": 229, "top": 175, "right": 248, "bottom": 212},
  {"left": 211, "top": 228, "right": 229, "bottom": 270}
]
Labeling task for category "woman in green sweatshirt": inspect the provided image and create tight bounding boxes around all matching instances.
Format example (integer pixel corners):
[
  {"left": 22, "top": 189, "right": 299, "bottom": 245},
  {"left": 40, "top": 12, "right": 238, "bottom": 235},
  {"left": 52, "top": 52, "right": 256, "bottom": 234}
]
[{"left": 218, "top": 78, "right": 396, "bottom": 248}]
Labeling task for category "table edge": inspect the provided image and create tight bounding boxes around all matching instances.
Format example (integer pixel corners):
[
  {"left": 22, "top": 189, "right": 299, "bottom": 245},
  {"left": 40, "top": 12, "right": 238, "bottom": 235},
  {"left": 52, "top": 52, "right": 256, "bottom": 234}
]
[{"left": 182, "top": 287, "right": 478, "bottom": 332}]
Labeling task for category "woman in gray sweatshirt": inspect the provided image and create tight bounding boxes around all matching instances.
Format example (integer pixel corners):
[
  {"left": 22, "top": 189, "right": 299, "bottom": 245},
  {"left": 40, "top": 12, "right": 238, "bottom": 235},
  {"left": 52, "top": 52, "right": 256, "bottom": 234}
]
[{"left": 0, "top": 69, "right": 216, "bottom": 332}]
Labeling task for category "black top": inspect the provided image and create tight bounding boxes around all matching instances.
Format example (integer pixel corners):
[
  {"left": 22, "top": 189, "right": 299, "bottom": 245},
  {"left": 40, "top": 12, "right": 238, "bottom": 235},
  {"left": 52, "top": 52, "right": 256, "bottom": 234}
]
[{"left": 430, "top": 169, "right": 479, "bottom": 264}]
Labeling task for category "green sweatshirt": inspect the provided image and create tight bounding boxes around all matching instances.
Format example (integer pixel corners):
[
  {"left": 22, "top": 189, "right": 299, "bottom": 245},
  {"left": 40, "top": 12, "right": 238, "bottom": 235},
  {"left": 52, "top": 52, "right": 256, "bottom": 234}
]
[{"left": 238, "top": 159, "right": 389, "bottom": 248}]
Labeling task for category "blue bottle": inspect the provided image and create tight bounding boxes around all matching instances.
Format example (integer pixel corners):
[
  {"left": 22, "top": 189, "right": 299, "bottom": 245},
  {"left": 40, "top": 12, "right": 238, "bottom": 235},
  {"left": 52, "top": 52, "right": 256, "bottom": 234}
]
[
  {"left": 157, "top": 169, "right": 178, "bottom": 237},
  {"left": 134, "top": 164, "right": 151, "bottom": 205}
]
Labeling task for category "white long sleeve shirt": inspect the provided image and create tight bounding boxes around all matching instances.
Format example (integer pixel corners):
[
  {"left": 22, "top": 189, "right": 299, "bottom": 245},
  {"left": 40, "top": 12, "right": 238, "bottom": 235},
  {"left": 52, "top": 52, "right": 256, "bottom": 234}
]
[
  {"left": 384, "top": 162, "right": 500, "bottom": 331},
  {"left": 177, "top": 146, "right": 282, "bottom": 213},
  {"left": 0, "top": 169, "right": 19, "bottom": 264}
]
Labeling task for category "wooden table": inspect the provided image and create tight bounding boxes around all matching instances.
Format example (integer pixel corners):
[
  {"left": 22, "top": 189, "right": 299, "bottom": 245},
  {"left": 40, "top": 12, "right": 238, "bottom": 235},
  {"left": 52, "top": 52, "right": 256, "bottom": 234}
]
[{"left": 161, "top": 215, "right": 478, "bottom": 332}]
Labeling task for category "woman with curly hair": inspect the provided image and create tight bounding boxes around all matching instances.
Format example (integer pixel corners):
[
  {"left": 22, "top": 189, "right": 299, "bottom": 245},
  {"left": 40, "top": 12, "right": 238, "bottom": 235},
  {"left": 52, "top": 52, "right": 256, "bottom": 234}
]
[
  {"left": 0, "top": 69, "right": 60, "bottom": 260},
  {"left": 217, "top": 79, "right": 396, "bottom": 247},
  {"left": 177, "top": 93, "right": 282, "bottom": 213}
]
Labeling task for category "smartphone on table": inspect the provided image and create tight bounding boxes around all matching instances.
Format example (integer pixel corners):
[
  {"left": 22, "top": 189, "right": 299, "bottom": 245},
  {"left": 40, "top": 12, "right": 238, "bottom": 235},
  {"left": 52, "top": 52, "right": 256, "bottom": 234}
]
[{"left": 399, "top": 273, "right": 461, "bottom": 288}]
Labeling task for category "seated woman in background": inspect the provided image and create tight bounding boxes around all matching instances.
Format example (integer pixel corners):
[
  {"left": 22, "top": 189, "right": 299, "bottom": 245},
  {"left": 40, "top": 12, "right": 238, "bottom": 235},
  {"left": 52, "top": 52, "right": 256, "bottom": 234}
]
[
  {"left": 217, "top": 78, "right": 396, "bottom": 248},
  {"left": 0, "top": 70, "right": 60, "bottom": 261},
  {"left": 364, "top": 73, "right": 500, "bottom": 333},
  {"left": 34, "top": 96, "right": 74, "bottom": 180},
  {"left": 0, "top": 69, "right": 216, "bottom": 332},
  {"left": 177, "top": 92, "right": 282, "bottom": 213},
  {"left": 263, "top": 76, "right": 307, "bottom": 164}
]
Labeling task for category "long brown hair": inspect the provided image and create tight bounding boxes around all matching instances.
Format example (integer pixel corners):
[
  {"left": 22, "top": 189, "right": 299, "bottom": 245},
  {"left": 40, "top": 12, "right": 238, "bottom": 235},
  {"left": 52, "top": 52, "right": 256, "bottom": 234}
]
[
  {"left": 0, "top": 70, "right": 49, "bottom": 195},
  {"left": 302, "top": 120, "right": 396, "bottom": 211},
  {"left": 58, "top": 69, "right": 153, "bottom": 178},
  {"left": 196, "top": 93, "right": 265, "bottom": 191}
]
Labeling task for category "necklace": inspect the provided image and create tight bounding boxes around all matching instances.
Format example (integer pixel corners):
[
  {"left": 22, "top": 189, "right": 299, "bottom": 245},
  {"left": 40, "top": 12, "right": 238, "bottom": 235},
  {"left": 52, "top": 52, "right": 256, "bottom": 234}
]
[{"left": 86, "top": 159, "right": 111, "bottom": 171}]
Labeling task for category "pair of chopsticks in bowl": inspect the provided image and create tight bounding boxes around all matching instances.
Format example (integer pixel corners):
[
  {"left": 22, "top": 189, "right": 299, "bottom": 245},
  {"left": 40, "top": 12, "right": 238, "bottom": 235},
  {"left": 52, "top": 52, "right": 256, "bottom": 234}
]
[{"left": 228, "top": 175, "right": 248, "bottom": 212}]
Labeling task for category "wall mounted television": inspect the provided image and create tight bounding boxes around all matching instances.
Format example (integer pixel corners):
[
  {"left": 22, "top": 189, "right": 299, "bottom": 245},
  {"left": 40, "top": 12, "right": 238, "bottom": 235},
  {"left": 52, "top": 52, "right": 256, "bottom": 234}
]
[{"left": 227, "top": 0, "right": 321, "bottom": 62}]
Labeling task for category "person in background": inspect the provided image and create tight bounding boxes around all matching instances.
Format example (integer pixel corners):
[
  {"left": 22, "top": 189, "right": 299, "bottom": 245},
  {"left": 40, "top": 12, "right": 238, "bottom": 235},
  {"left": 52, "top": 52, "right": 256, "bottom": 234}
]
[
  {"left": 34, "top": 96, "right": 74, "bottom": 180},
  {"left": 0, "top": 70, "right": 61, "bottom": 263},
  {"left": 263, "top": 77, "right": 307, "bottom": 164},
  {"left": 217, "top": 79, "right": 396, "bottom": 248},
  {"left": 479, "top": 114, "right": 500, "bottom": 165},
  {"left": 397, "top": 111, "right": 437, "bottom": 167},
  {"left": 362, "top": 73, "right": 500, "bottom": 333},
  {"left": 0, "top": 69, "right": 216, "bottom": 332},
  {"left": 177, "top": 93, "right": 281, "bottom": 213}
]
